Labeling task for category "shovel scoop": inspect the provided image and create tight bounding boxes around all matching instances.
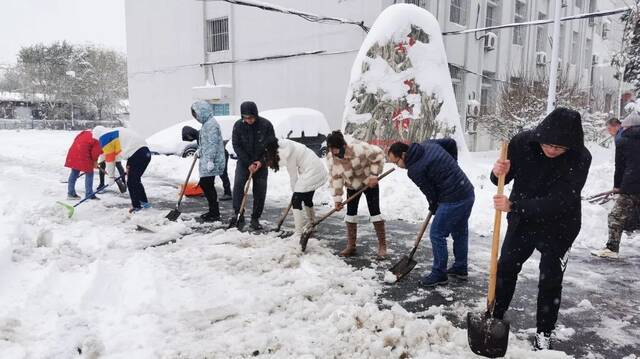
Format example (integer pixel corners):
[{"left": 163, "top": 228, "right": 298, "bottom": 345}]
[{"left": 388, "top": 212, "right": 432, "bottom": 281}]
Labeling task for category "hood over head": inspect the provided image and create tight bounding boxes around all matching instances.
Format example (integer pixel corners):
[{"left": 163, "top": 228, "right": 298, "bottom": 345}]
[
  {"left": 240, "top": 101, "right": 259, "bottom": 117},
  {"left": 533, "top": 107, "right": 584, "bottom": 150},
  {"left": 191, "top": 101, "right": 215, "bottom": 124}
]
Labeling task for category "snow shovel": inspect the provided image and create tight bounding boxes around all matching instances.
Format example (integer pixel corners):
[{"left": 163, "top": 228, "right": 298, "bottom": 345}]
[
  {"left": 166, "top": 153, "right": 199, "bottom": 221},
  {"left": 56, "top": 174, "right": 126, "bottom": 218},
  {"left": 273, "top": 199, "right": 293, "bottom": 232},
  {"left": 467, "top": 142, "right": 510, "bottom": 358},
  {"left": 97, "top": 166, "right": 127, "bottom": 193},
  {"left": 299, "top": 168, "right": 395, "bottom": 251},
  {"left": 583, "top": 190, "right": 615, "bottom": 203},
  {"left": 229, "top": 172, "right": 253, "bottom": 229},
  {"left": 388, "top": 212, "right": 432, "bottom": 281}
]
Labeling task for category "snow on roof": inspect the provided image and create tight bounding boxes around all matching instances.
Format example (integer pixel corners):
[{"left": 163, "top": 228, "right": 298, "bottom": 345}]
[
  {"left": 342, "top": 4, "right": 467, "bottom": 152},
  {"left": 261, "top": 107, "right": 331, "bottom": 138}
]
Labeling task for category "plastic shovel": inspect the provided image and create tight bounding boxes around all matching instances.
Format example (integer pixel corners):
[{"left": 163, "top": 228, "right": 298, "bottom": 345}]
[
  {"left": 467, "top": 142, "right": 510, "bottom": 358},
  {"left": 388, "top": 212, "right": 432, "bottom": 281},
  {"left": 56, "top": 174, "right": 126, "bottom": 218},
  {"left": 299, "top": 168, "right": 395, "bottom": 252},
  {"left": 166, "top": 153, "right": 199, "bottom": 221}
]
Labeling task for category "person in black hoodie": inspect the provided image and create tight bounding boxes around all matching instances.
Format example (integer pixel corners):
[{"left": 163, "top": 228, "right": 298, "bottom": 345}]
[
  {"left": 592, "top": 111, "right": 640, "bottom": 258},
  {"left": 491, "top": 107, "right": 592, "bottom": 350},
  {"left": 387, "top": 139, "right": 474, "bottom": 287},
  {"left": 229, "top": 101, "right": 275, "bottom": 230}
]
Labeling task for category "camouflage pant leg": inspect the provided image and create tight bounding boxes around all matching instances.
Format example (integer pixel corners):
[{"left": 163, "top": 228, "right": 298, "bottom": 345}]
[{"left": 607, "top": 194, "right": 640, "bottom": 252}]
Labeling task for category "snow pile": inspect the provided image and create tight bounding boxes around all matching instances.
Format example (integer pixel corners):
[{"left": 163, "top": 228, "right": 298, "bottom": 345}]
[
  {"left": 0, "top": 130, "right": 623, "bottom": 357},
  {"left": 342, "top": 4, "right": 467, "bottom": 152}
]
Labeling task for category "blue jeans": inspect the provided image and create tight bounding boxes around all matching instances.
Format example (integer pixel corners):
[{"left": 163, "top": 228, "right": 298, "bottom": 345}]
[
  {"left": 68, "top": 169, "right": 95, "bottom": 199},
  {"left": 428, "top": 194, "right": 475, "bottom": 276}
]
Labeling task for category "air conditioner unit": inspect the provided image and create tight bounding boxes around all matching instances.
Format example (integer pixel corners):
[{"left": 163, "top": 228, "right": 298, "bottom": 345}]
[
  {"left": 484, "top": 32, "right": 497, "bottom": 51},
  {"left": 467, "top": 99, "right": 481, "bottom": 118},
  {"left": 592, "top": 54, "right": 600, "bottom": 65},
  {"left": 536, "top": 52, "right": 548, "bottom": 66}
]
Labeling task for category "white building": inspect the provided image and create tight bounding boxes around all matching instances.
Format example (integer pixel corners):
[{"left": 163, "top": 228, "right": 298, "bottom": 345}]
[{"left": 125, "top": 0, "right": 627, "bottom": 150}]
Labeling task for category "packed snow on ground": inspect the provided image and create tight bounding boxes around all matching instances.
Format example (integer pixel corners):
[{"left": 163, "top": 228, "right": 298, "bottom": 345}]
[{"left": 0, "top": 129, "right": 627, "bottom": 358}]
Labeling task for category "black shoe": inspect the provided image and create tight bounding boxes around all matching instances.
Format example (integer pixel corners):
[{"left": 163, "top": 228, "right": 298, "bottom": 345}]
[
  {"left": 89, "top": 195, "right": 100, "bottom": 200},
  {"left": 446, "top": 267, "right": 468, "bottom": 280},
  {"left": 250, "top": 218, "right": 263, "bottom": 230},
  {"left": 533, "top": 331, "right": 552, "bottom": 351},
  {"left": 67, "top": 194, "right": 81, "bottom": 200},
  {"left": 96, "top": 184, "right": 106, "bottom": 192},
  {"left": 220, "top": 193, "right": 232, "bottom": 201},
  {"left": 200, "top": 212, "right": 221, "bottom": 222}
]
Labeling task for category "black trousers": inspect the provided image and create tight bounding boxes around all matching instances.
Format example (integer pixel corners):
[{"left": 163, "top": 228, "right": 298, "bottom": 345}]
[
  {"left": 233, "top": 164, "right": 268, "bottom": 219},
  {"left": 218, "top": 150, "right": 231, "bottom": 195},
  {"left": 292, "top": 191, "right": 315, "bottom": 210},
  {"left": 345, "top": 186, "right": 381, "bottom": 223},
  {"left": 99, "top": 161, "right": 126, "bottom": 186},
  {"left": 126, "top": 147, "right": 151, "bottom": 209},
  {"left": 199, "top": 176, "right": 219, "bottom": 216},
  {"left": 493, "top": 223, "right": 573, "bottom": 333}
]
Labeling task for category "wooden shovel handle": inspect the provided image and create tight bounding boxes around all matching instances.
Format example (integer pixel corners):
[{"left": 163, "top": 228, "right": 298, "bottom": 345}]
[
  {"left": 177, "top": 154, "right": 199, "bottom": 207},
  {"left": 487, "top": 142, "right": 508, "bottom": 311},
  {"left": 275, "top": 200, "right": 293, "bottom": 231},
  {"left": 238, "top": 172, "right": 253, "bottom": 216},
  {"left": 312, "top": 168, "right": 396, "bottom": 228},
  {"left": 408, "top": 212, "right": 432, "bottom": 260}
]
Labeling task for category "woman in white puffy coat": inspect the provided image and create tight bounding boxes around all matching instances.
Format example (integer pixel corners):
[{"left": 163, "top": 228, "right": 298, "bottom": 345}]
[{"left": 265, "top": 138, "right": 328, "bottom": 236}]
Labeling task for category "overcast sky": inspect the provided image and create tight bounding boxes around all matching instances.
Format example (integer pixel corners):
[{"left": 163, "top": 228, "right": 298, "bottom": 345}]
[{"left": 0, "top": 0, "right": 126, "bottom": 65}]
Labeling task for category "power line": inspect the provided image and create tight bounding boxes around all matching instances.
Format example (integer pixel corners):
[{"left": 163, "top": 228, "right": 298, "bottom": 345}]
[
  {"left": 195, "top": 0, "right": 369, "bottom": 32},
  {"left": 443, "top": 7, "right": 631, "bottom": 36}
]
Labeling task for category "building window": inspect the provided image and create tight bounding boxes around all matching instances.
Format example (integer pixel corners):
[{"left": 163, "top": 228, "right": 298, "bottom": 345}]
[
  {"left": 206, "top": 17, "right": 229, "bottom": 53},
  {"left": 449, "top": 64, "right": 466, "bottom": 117},
  {"left": 513, "top": 0, "right": 527, "bottom": 45},
  {"left": 211, "top": 103, "right": 230, "bottom": 116},
  {"left": 602, "top": 22, "right": 610, "bottom": 39},
  {"left": 404, "top": 0, "right": 429, "bottom": 8},
  {"left": 536, "top": 12, "right": 547, "bottom": 52},
  {"left": 584, "top": 38, "right": 592, "bottom": 68},
  {"left": 450, "top": 0, "right": 468, "bottom": 26},
  {"left": 575, "top": 0, "right": 583, "bottom": 9},
  {"left": 570, "top": 31, "right": 579, "bottom": 64},
  {"left": 485, "top": 0, "right": 500, "bottom": 27},
  {"left": 481, "top": 71, "right": 496, "bottom": 116}
]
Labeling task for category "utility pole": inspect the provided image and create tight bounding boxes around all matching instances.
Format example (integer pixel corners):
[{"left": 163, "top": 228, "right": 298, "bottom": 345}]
[
  {"left": 66, "top": 71, "right": 75, "bottom": 128},
  {"left": 546, "top": 0, "right": 563, "bottom": 114}
]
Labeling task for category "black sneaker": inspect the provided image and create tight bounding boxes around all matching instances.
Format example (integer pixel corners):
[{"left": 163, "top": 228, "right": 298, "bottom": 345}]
[
  {"left": 250, "top": 218, "right": 263, "bottom": 230},
  {"left": 533, "top": 331, "right": 552, "bottom": 351},
  {"left": 200, "top": 212, "right": 221, "bottom": 222},
  {"left": 447, "top": 267, "right": 468, "bottom": 280},
  {"left": 67, "top": 194, "right": 81, "bottom": 200},
  {"left": 219, "top": 193, "right": 232, "bottom": 201},
  {"left": 89, "top": 196, "right": 100, "bottom": 200}
]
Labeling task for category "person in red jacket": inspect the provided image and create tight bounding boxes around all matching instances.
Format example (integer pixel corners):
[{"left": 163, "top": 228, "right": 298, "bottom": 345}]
[{"left": 65, "top": 130, "right": 102, "bottom": 200}]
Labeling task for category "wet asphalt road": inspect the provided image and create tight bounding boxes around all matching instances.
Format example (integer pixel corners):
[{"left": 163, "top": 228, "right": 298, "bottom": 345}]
[{"left": 118, "top": 175, "right": 640, "bottom": 358}]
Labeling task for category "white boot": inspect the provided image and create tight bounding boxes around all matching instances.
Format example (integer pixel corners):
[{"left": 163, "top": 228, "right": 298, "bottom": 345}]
[
  {"left": 304, "top": 206, "right": 316, "bottom": 226},
  {"left": 293, "top": 209, "right": 305, "bottom": 235}
]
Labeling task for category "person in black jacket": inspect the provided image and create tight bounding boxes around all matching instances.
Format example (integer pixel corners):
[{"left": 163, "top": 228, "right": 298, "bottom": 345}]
[
  {"left": 229, "top": 101, "right": 275, "bottom": 230},
  {"left": 388, "top": 139, "right": 474, "bottom": 287},
  {"left": 592, "top": 111, "right": 640, "bottom": 258},
  {"left": 491, "top": 107, "right": 592, "bottom": 350}
]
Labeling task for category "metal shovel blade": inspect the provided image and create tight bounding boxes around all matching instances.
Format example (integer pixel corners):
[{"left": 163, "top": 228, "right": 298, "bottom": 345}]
[
  {"left": 115, "top": 178, "right": 127, "bottom": 193},
  {"left": 165, "top": 208, "right": 181, "bottom": 221},
  {"left": 467, "top": 311, "right": 510, "bottom": 358},
  {"left": 389, "top": 255, "right": 417, "bottom": 281},
  {"left": 56, "top": 201, "right": 75, "bottom": 219},
  {"left": 299, "top": 230, "right": 312, "bottom": 252}
]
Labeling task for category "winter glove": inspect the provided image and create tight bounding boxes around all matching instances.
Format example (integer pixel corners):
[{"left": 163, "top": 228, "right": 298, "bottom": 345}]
[{"left": 428, "top": 202, "right": 438, "bottom": 213}]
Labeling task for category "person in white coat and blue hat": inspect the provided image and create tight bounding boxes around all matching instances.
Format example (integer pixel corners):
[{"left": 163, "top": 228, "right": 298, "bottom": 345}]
[{"left": 264, "top": 137, "right": 328, "bottom": 237}]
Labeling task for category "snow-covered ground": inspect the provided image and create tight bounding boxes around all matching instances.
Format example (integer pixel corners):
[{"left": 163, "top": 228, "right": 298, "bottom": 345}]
[{"left": 0, "top": 130, "right": 635, "bottom": 358}]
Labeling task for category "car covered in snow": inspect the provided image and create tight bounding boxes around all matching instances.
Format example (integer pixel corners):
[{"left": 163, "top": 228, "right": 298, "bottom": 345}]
[{"left": 146, "top": 107, "right": 332, "bottom": 158}]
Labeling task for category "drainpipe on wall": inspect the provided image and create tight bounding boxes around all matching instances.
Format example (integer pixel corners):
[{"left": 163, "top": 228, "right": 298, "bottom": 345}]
[{"left": 546, "top": 0, "right": 562, "bottom": 114}]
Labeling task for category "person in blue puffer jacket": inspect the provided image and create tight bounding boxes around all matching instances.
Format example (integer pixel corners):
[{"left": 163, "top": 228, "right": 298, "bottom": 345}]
[
  {"left": 192, "top": 101, "right": 226, "bottom": 222},
  {"left": 388, "top": 138, "right": 475, "bottom": 287}
]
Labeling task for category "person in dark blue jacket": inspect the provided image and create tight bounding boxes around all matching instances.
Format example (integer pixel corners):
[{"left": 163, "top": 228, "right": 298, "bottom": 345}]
[{"left": 388, "top": 138, "right": 475, "bottom": 287}]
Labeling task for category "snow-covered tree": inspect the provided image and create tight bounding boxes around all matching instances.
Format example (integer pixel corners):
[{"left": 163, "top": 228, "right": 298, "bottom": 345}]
[{"left": 612, "top": 5, "right": 640, "bottom": 96}]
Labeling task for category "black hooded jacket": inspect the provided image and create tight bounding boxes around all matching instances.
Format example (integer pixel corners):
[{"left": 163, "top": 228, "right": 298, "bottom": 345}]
[
  {"left": 491, "top": 108, "right": 592, "bottom": 245},
  {"left": 232, "top": 102, "right": 275, "bottom": 166},
  {"left": 614, "top": 126, "right": 640, "bottom": 194}
]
